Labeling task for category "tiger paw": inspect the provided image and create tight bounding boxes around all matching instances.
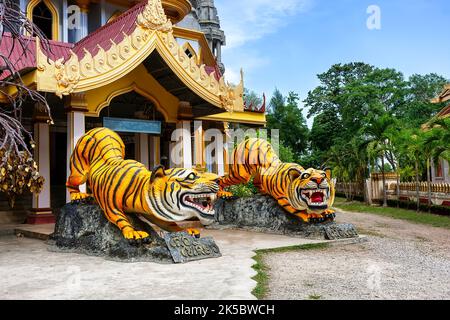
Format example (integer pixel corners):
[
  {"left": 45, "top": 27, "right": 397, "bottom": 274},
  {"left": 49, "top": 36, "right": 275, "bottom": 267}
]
[
  {"left": 323, "top": 209, "right": 336, "bottom": 220},
  {"left": 70, "top": 193, "right": 91, "bottom": 203},
  {"left": 122, "top": 228, "right": 150, "bottom": 244},
  {"left": 218, "top": 190, "right": 236, "bottom": 200},
  {"left": 186, "top": 228, "right": 201, "bottom": 239},
  {"left": 295, "top": 212, "right": 310, "bottom": 223}
]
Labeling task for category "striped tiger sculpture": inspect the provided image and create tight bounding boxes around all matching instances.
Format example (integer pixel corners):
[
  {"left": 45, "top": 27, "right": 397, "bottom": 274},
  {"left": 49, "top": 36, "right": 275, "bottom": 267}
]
[
  {"left": 218, "top": 138, "right": 336, "bottom": 223},
  {"left": 66, "top": 128, "right": 219, "bottom": 241}
]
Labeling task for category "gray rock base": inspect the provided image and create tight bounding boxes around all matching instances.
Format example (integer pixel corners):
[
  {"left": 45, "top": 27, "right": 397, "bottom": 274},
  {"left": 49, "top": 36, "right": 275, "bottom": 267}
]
[
  {"left": 210, "top": 195, "right": 358, "bottom": 240},
  {"left": 48, "top": 202, "right": 173, "bottom": 263}
]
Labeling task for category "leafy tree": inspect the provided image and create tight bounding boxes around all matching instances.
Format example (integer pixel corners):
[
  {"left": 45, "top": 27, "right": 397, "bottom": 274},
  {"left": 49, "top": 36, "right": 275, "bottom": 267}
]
[
  {"left": 309, "top": 109, "right": 342, "bottom": 160},
  {"left": 267, "top": 89, "right": 309, "bottom": 159},
  {"left": 396, "top": 74, "right": 448, "bottom": 127}
]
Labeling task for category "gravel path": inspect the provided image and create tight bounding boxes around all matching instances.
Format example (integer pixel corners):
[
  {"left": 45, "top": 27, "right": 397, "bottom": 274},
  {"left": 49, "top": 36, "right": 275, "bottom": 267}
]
[{"left": 264, "top": 210, "right": 450, "bottom": 300}]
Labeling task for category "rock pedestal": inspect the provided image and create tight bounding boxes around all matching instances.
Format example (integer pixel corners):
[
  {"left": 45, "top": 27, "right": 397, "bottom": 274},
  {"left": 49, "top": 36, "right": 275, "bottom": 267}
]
[
  {"left": 48, "top": 202, "right": 173, "bottom": 263},
  {"left": 211, "top": 195, "right": 358, "bottom": 240}
]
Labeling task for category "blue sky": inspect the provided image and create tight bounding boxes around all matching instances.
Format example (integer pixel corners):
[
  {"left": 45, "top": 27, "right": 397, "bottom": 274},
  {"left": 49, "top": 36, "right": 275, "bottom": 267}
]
[{"left": 215, "top": 0, "right": 450, "bottom": 124}]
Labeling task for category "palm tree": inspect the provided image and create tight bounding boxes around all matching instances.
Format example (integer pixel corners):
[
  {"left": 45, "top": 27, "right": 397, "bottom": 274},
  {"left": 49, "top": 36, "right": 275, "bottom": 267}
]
[
  {"left": 402, "top": 131, "right": 425, "bottom": 212},
  {"left": 421, "top": 117, "right": 450, "bottom": 210},
  {"left": 386, "top": 126, "right": 409, "bottom": 208},
  {"left": 364, "top": 114, "right": 397, "bottom": 207}
]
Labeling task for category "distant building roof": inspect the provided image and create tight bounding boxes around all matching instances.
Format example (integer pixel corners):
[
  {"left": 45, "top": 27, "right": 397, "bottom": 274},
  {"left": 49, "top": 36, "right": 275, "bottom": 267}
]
[
  {"left": 433, "top": 84, "right": 450, "bottom": 103},
  {"left": 436, "top": 105, "right": 450, "bottom": 118}
]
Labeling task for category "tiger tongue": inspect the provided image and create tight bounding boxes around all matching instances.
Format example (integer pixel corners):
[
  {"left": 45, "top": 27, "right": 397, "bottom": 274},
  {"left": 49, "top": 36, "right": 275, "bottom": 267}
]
[{"left": 311, "top": 192, "right": 324, "bottom": 203}]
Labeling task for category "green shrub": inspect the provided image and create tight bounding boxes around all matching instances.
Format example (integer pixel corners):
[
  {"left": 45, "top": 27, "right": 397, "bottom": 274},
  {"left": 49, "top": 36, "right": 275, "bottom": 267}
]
[{"left": 227, "top": 178, "right": 258, "bottom": 198}]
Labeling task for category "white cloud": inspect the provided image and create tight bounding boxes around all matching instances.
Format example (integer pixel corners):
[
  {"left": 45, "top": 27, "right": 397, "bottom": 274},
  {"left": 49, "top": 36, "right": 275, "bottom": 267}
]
[{"left": 216, "top": 0, "right": 313, "bottom": 50}]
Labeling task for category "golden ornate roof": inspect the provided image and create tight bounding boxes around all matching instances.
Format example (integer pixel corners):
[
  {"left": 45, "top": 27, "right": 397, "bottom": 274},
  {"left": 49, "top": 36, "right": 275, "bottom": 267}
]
[{"left": 35, "top": 0, "right": 244, "bottom": 113}]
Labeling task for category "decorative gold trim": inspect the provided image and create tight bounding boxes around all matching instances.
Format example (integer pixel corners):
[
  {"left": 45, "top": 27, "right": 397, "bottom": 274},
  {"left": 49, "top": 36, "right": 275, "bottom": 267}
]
[
  {"left": 196, "top": 109, "right": 267, "bottom": 126},
  {"left": 137, "top": 0, "right": 173, "bottom": 32},
  {"left": 35, "top": 0, "right": 244, "bottom": 112},
  {"left": 26, "top": 0, "right": 60, "bottom": 41},
  {"left": 173, "top": 26, "right": 215, "bottom": 66}
]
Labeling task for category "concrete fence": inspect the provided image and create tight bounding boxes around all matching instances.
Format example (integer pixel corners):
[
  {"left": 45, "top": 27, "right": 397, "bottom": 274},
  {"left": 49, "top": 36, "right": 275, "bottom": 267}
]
[{"left": 335, "top": 173, "right": 450, "bottom": 207}]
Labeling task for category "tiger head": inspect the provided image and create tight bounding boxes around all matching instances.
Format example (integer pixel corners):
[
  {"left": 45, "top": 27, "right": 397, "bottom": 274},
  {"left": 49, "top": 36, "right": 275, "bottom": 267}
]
[
  {"left": 287, "top": 167, "right": 335, "bottom": 221},
  {"left": 147, "top": 166, "right": 220, "bottom": 225}
]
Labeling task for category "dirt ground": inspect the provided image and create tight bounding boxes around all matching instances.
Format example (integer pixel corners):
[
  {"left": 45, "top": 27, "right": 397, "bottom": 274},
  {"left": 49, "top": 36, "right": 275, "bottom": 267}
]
[{"left": 264, "top": 210, "right": 450, "bottom": 300}]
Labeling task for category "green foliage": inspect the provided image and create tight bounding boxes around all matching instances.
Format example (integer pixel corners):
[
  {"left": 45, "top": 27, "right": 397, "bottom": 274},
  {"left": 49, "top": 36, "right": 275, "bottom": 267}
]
[
  {"left": 278, "top": 144, "right": 296, "bottom": 163},
  {"left": 302, "top": 61, "right": 449, "bottom": 198},
  {"left": 244, "top": 88, "right": 263, "bottom": 108},
  {"left": 227, "top": 178, "right": 258, "bottom": 198},
  {"left": 397, "top": 74, "right": 448, "bottom": 127},
  {"left": 246, "top": 62, "right": 448, "bottom": 198},
  {"left": 267, "top": 90, "right": 309, "bottom": 159}
]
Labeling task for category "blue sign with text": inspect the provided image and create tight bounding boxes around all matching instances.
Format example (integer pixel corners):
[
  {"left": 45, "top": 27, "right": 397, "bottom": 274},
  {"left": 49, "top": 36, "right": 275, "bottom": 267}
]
[{"left": 103, "top": 117, "right": 161, "bottom": 135}]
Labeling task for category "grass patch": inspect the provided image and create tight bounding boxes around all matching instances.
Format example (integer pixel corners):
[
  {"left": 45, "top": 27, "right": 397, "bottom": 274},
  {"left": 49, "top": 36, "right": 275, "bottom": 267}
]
[
  {"left": 308, "top": 294, "right": 322, "bottom": 300},
  {"left": 251, "top": 243, "right": 329, "bottom": 300},
  {"left": 334, "top": 197, "right": 450, "bottom": 229}
]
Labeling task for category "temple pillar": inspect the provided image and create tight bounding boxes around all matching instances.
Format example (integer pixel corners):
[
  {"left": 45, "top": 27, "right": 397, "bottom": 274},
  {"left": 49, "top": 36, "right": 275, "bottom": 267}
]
[
  {"left": 216, "top": 41, "right": 222, "bottom": 62},
  {"left": 216, "top": 137, "right": 225, "bottom": 176},
  {"left": 135, "top": 133, "right": 150, "bottom": 168},
  {"left": 194, "top": 121, "right": 204, "bottom": 169},
  {"left": 175, "top": 121, "right": 192, "bottom": 168},
  {"left": 27, "top": 104, "right": 54, "bottom": 224},
  {"left": 149, "top": 136, "right": 161, "bottom": 168},
  {"left": 223, "top": 122, "right": 230, "bottom": 174},
  {"left": 65, "top": 94, "right": 87, "bottom": 203}
]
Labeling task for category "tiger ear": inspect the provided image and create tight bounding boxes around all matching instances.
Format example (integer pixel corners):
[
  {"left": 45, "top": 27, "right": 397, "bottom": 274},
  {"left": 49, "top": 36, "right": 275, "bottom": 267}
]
[
  {"left": 288, "top": 168, "right": 301, "bottom": 181},
  {"left": 150, "top": 165, "right": 166, "bottom": 183},
  {"left": 323, "top": 167, "right": 332, "bottom": 180}
]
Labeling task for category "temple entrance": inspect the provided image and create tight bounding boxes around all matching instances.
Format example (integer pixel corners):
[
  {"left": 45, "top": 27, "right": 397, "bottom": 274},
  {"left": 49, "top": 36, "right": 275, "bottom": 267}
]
[{"left": 85, "top": 91, "right": 167, "bottom": 168}]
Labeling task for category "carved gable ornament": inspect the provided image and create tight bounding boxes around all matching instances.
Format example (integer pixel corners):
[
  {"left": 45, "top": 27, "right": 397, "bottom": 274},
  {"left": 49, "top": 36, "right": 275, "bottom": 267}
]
[{"left": 137, "top": 0, "right": 173, "bottom": 32}]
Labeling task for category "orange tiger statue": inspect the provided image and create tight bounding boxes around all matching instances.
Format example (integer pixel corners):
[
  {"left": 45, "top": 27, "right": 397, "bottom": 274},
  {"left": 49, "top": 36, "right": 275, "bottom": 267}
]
[
  {"left": 218, "top": 138, "right": 336, "bottom": 223},
  {"left": 66, "top": 128, "right": 219, "bottom": 241}
]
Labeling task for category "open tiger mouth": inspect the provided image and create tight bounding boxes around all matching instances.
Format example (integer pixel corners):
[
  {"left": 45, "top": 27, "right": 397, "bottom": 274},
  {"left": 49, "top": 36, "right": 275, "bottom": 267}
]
[
  {"left": 182, "top": 193, "right": 217, "bottom": 216},
  {"left": 300, "top": 188, "right": 329, "bottom": 209}
]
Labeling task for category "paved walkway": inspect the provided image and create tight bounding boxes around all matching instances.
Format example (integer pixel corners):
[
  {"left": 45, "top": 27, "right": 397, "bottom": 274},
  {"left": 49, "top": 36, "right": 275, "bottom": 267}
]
[{"left": 0, "top": 228, "right": 344, "bottom": 300}]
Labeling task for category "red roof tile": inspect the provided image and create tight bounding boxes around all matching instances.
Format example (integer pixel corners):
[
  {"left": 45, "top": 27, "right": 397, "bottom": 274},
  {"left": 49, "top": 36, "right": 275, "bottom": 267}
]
[
  {"left": 71, "top": 1, "right": 146, "bottom": 60},
  {"left": 0, "top": 33, "right": 72, "bottom": 79},
  {"left": 437, "top": 105, "right": 450, "bottom": 118}
]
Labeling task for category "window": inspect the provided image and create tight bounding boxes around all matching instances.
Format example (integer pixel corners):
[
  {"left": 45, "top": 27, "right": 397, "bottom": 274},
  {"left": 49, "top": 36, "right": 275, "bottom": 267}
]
[
  {"left": 182, "top": 42, "right": 199, "bottom": 63},
  {"left": 27, "top": 0, "right": 59, "bottom": 40},
  {"left": 32, "top": 2, "right": 53, "bottom": 39},
  {"left": 185, "top": 48, "right": 194, "bottom": 59}
]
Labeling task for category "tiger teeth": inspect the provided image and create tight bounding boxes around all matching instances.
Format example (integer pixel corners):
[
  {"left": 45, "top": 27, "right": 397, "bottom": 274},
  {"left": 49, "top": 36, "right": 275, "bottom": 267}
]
[{"left": 183, "top": 193, "right": 217, "bottom": 215}]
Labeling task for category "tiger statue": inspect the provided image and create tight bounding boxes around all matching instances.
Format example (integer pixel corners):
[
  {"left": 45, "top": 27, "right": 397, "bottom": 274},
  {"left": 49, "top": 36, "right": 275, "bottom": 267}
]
[
  {"left": 218, "top": 138, "right": 336, "bottom": 223},
  {"left": 66, "top": 128, "right": 219, "bottom": 242}
]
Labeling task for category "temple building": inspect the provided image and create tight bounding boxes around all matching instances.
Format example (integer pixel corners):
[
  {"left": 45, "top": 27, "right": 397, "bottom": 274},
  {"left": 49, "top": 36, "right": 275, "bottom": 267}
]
[
  {"left": 0, "top": 0, "right": 266, "bottom": 224},
  {"left": 430, "top": 86, "right": 450, "bottom": 183}
]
